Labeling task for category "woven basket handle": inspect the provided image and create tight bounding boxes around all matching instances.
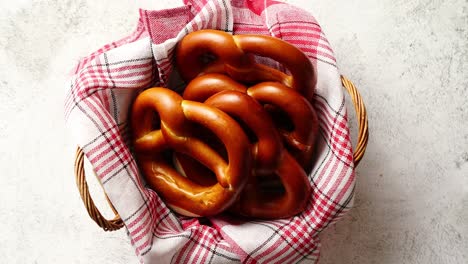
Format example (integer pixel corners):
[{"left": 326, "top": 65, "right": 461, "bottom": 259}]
[
  {"left": 341, "top": 76, "right": 368, "bottom": 167},
  {"left": 74, "top": 148, "right": 124, "bottom": 231},
  {"left": 73, "top": 75, "right": 369, "bottom": 231}
]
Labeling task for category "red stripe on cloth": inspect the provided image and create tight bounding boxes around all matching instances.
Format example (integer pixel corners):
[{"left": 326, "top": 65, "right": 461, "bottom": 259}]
[
  {"left": 86, "top": 134, "right": 117, "bottom": 160},
  {"left": 82, "top": 96, "right": 113, "bottom": 133},
  {"left": 64, "top": 90, "right": 75, "bottom": 118},
  {"left": 88, "top": 133, "right": 122, "bottom": 163},
  {"left": 317, "top": 116, "right": 335, "bottom": 139},
  {"left": 233, "top": 26, "right": 268, "bottom": 34},
  {"left": 206, "top": 0, "right": 217, "bottom": 30},
  {"left": 198, "top": 236, "right": 216, "bottom": 264},
  {"left": 283, "top": 41, "right": 336, "bottom": 62},
  {"left": 316, "top": 155, "right": 342, "bottom": 199},
  {"left": 236, "top": 28, "right": 270, "bottom": 35},
  {"left": 97, "top": 157, "right": 128, "bottom": 182},
  {"left": 272, "top": 246, "right": 300, "bottom": 264},
  {"left": 81, "top": 99, "right": 135, "bottom": 180},
  {"left": 100, "top": 85, "right": 110, "bottom": 113},
  {"left": 188, "top": 230, "right": 212, "bottom": 264},
  {"left": 133, "top": 222, "right": 157, "bottom": 248},
  {"left": 132, "top": 221, "right": 153, "bottom": 244},
  {"left": 314, "top": 151, "right": 338, "bottom": 190},
  {"left": 143, "top": 7, "right": 192, "bottom": 45},
  {"left": 330, "top": 123, "right": 353, "bottom": 164},
  {"left": 214, "top": 1, "right": 223, "bottom": 30},
  {"left": 259, "top": 238, "right": 292, "bottom": 263},
  {"left": 134, "top": 193, "right": 173, "bottom": 238},
  {"left": 106, "top": 61, "right": 153, "bottom": 73},
  {"left": 185, "top": 0, "right": 206, "bottom": 13},
  {"left": 280, "top": 32, "right": 334, "bottom": 53},
  {"left": 314, "top": 99, "right": 354, "bottom": 166},
  {"left": 129, "top": 211, "right": 152, "bottom": 237},
  {"left": 270, "top": 23, "right": 321, "bottom": 33},
  {"left": 328, "top": 165, "right": 355, "bottom": 205},
  {"left": 273, "top": 227, "right": 314, "bottom": 263},
  {"left": 127, "top": 198, "right": 156, "bottom": 260},
  {"left": 210, "top": 219, "right": 251, "bottom": 260},
  {"left": 136, "top": 237, "right": 152, "bottom": 253},
  {"left": 174, "top": 233, "right": 198, "bottom": 263},
  {"left": 166, "top": 214, "right": 184, "bottom": 233},
  {"left": 315, "top": 101, "right": 338, "bottom": 131},
  {"left": 127, "top": 205, "right": 150, "bottom": 230},
  {"left": 109, "top": 67, "right": 153, "bottom": 80},
  {"left": 283, "top": 37, "right": 335, "bottom": 58},
  {"left": 90, "top": 139, "right": 133, "bottom": 177},
  {"left": 93, "top": 145, "right": 125, "bottom": 174},
  {"left": 301, "top": 48, "right": 337, "bottom": 64},
  {"left": 308, "top": 185, "right": 347, "bottom": 231},
  {"left": 182, "top": 218, "right": 202, "bottom": 229},
  {"left": 128, "top": 236, "right": 143, "bottom": 259},
  {"left": 72, "top": 24, "right": 146, "bottom": 75},
  {"left": 133, "top": 206, "right": 159, "bottom": 249}
]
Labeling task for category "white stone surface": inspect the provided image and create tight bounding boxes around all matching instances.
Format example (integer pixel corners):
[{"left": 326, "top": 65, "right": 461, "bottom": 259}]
[{"left": 0, "top": 0, "right": 466, "bottom": 263}]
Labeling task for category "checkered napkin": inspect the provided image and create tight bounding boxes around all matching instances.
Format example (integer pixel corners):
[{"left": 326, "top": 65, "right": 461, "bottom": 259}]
[{"left": 65, "top": 0, "right": 355, "bottom": 263}]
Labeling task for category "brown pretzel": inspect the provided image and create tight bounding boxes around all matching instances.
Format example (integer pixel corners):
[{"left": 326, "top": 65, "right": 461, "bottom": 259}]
[
  {"left": 205, "top": 91, "right": 311, "bottom": 218},
  {"left": 173, "top": 152, "right": 218, "bottom": 186},
  {"left": 231, "top": 152, "right": 311, "bottom": 219},
  {"left": 248, "top": 82, "right": 319, "bottom": 172},
  {"left": 176, "top": 29, "right": 317, "bottom": 102},
  {"left": 173, "top": 89, "right": 282, "bottom": 182},
  {"left": 204, "top": 90, "right": 283, "bottom": 175},
  {"left": 176, "top": 89, "right": 310, "bottom": 218},
  {"left": 131, "top": 88, "right": 251, "bottom": 217},
  {"left": 183, "top": 73, "right": 319, "bottom": 172}
]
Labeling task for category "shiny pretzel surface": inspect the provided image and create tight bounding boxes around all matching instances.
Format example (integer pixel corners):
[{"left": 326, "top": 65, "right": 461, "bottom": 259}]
[
  {"left": 176, "top": 29, "right": 317, "bottom": 103},
  {"left": 183, "top": 73, "right": 319, "bottom": 173},
  {"left": 131, "top": 88, "right": 251, "bottom": 217},
  {"left": 131, "top": 29, "right": 318, "bottom": 219}
]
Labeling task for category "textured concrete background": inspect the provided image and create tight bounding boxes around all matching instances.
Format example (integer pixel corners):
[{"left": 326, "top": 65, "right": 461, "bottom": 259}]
[{"left": 0, "top": 0, "right": 466, "bottom": 263}]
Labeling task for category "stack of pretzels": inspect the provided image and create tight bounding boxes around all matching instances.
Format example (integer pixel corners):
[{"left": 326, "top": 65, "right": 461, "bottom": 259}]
[{"left": 131, "top": 30, "right": 319, "bottom": 219}]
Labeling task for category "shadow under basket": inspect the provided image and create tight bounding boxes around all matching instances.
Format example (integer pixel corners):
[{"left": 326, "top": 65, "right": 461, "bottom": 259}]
[{"left": 73, "top": 75, "right": 369, "bottom": 232}]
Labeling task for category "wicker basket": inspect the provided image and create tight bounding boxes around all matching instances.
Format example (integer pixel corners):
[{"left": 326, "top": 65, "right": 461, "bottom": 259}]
[{"left": 73, "top": 75, "right": 368, "bottom": 231}]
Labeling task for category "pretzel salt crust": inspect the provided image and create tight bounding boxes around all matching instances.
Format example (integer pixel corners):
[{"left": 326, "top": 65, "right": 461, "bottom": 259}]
[
  {"left": 176, "top": 29, "right": 317, "bottom": 103},
  {"left": 131, "top": 88, "right": 251, "bottom": 217}
]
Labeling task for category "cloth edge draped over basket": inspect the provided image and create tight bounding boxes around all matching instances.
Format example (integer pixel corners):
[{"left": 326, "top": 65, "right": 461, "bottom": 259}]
[{"left": 64, "top": 0, "right": 356, "bottom": 263}]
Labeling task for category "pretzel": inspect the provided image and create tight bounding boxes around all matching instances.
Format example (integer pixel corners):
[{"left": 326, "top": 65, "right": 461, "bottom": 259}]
[
  {"left": 204, "top": 90, "right": 283, "bottom": 175},
  {"left": 248, "top": 82, "right": 319, "bottom": 172},
  {"left": 176, "top": 29, "right": 317, "bottom": 103},
  {"left": 231, "top": 152, "right": 311, "bottom": 219},
  {"left": 177, "top": 89, "right": 311, "bottom": 218},
  {"left": 131, "top": 88, "right": 252, "bottom": 217},
  {"left": 183, "top": 73, "right": 319, "bottom": 172}
]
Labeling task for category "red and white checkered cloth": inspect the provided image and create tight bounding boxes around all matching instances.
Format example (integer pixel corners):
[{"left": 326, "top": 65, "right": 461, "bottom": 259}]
[{"left": 65, "top": 0, "right": 355, "bottom": 263}]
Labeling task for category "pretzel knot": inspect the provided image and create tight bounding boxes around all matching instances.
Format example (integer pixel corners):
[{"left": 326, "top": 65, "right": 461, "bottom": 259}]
[
  {"left": 176, "top": 29, "right": 317, "bottom": 103},
  {"left": 183, "top": 73, "right": 319, "bottom": 173},
  {"left": 209, "top": 90, "right": 312, "bottom": 218},
  {"left": 181, "top": 74, "right": 316, "bottom": 218},
  {"left": 131, "top": 88, "right": 251, "bottom": 217}
]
